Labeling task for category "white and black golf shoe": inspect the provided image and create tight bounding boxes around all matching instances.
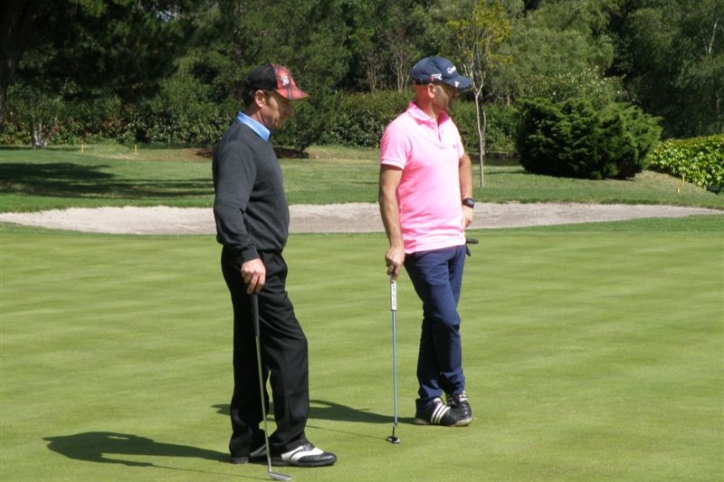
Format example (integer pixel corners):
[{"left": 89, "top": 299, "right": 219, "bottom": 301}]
[{"left": 271, "top": 443, "right": 337, "bottom": 467}]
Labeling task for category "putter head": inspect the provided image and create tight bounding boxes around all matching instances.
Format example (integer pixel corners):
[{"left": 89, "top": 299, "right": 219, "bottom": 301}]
[
  {"left": 269, "top": 471, "right": 292, "bottom": 481},
  {"left": 386, "top": 435, "right": 401, "bottom": 444}
]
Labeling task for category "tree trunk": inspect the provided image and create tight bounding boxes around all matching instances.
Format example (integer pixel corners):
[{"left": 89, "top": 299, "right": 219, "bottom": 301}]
[{"left": 474, "top": 92, "right": 486, "bottom": 187}]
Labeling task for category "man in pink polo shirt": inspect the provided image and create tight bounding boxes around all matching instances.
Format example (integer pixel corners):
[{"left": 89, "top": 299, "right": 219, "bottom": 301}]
[{"left": 379, "top": 56, "right": 475, "bottom": 427}]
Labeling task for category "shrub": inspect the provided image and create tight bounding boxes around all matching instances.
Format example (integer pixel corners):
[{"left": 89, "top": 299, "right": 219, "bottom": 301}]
[
  {"left": 516, "top": 97, "right": 661, "bottom": 180},
  {"left": 452, "top": 101, "right": 519, "bottom": 154},
  {"left": 312, "top": 90, "right": 519, "bottom": 154},
  {"left": 647, "top": 135, "right": 724, "bottom": 192},
  {"left": 315, "top": 91, "right": 410, "bottom": 148}
]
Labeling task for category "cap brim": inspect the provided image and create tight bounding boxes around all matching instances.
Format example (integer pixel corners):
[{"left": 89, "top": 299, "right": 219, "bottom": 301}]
[
  {"left": 277, "top": 86, "right": 308, "bottom": 100},
  {"left": 444, "top": 76, "right": 472, "bottom": 90}
]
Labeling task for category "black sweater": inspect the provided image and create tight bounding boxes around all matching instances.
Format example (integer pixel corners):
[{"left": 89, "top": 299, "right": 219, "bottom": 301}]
[{"left": 212, "top": 122, "right": 289, "bottom": 266}]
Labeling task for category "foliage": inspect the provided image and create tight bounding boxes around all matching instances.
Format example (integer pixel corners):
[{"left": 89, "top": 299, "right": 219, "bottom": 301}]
[
  {"left": 452, "top": 100, "right": 519, "bottom": 154},
  {"left": 0, "top": 0, "right": 202, "bottom": 131},
  {"left": 647, "top": 135, "right": 724, "bottom": 192},
  {"left": 491, "top": 0, "right": 617, "bottom": 104},
  {"left": 517, "top": 97, "right": 662, "bottom": 180},
  {"left": 2, "top": 0, "right": 723, "bottom": 148},
  {"left": 609, "top": 0, "right": 724, "bottom": 137},
  {"left": 341, "top": 0, "right": 447, "bottom": 92},
  {"left": 3, "top": 82, "right": 63, "bottom": 147},
  {"left": 448, "top": 0, "right": 512, "bottom": 186},
  {"left": 317, "top": 91, "right": 411, "bottom": 147}
]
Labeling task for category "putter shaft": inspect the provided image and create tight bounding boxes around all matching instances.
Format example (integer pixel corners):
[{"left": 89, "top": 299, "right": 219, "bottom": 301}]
[
  {"left": 252, "top": 294, "right": 292, "bottom": 481},
  {"left": 388, "top": 277, "right": 400, "bottom": 444}
]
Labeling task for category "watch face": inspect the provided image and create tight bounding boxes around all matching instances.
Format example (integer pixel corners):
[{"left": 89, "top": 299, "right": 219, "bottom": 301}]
[{"left": 463, "top": 198, "right": 474, "bottom": 208}]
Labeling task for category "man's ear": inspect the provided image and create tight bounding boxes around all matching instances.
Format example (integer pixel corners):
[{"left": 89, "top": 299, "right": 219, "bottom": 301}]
[
  {"left": 426, "top": 83, "right": 437, "bottom": 98},
  {"left": 254, "top": 90, "right": 267, "bottom": 107}
]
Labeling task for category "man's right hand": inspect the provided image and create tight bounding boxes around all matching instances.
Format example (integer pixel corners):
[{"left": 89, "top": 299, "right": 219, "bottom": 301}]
[
  {"left": 385, "top": 246, "right": 405, "bottom": 282},
  {"left": 241, "top": 258, "right": 266, "bottom": 294}
]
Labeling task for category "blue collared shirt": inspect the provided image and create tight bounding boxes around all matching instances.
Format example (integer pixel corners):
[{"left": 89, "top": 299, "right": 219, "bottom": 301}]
[{"left": 236, "top": 111, "right": 270, "bottom": 141}]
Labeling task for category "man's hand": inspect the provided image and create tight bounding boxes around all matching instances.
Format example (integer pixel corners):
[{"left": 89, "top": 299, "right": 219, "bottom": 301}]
[
  {"left": 241, "top": 258, "right": 266, "bottom": 294},
  {"left": 462, "top": 205, "right": 474, "bottom": 228},
  {"left": 385, "top": 246, "right": 405, "bottom": 282}
]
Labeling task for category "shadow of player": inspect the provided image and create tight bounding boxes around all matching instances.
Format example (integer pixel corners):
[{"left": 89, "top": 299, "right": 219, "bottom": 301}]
[{"left": 44, "top": 431, "right": 226, "bottom": 467}]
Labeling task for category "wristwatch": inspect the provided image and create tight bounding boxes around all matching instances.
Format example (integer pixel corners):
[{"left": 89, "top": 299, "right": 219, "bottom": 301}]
[{"left": 462, "top": 198, "right": 475, "bottom": 208}]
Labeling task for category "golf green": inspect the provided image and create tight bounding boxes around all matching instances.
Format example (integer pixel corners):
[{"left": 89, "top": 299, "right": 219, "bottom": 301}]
[{"left": 1, "top": 221, "right": 721, "bottom": 481}]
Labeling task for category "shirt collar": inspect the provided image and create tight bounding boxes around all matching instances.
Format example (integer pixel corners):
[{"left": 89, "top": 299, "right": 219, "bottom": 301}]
[
  {"left": 407, "top": 101, "right": 450, "bottom": 126},
  {"left": 237, "top": 111, "right": 271, "bottom": 141}
]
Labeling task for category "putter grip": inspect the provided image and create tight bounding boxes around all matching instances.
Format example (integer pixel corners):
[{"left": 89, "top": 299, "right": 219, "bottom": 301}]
[
  {"left": 251, "top": 294, "right": 260, "bottom": 337},
  {"left": 390, "top": 281, "right": 397, "bottom": 311}
]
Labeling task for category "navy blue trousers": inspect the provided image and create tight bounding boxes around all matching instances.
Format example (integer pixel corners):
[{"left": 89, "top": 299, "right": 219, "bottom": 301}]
[{"left": 404, "top": 244, "right": 467, "bottom": 411}]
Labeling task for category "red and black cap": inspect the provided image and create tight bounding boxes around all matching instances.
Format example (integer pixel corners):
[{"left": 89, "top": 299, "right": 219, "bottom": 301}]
[{"left": 243, "top": 63, "right": 308, "bottom": 100}]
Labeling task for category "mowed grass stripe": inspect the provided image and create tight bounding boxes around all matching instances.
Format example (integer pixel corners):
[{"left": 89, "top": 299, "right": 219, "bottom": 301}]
[{"left": 1, "top": 221, "right": 722, "bottom": 481}]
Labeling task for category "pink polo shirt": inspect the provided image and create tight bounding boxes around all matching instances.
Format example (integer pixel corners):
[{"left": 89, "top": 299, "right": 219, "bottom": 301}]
[{"left": 380, "top": 101, "right": 466, "bottom": 254}]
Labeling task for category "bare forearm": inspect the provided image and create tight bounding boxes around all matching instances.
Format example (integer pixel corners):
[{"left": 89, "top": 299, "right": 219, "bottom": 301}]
[
  {"left": 459, "top": 152, "right": 473, "bottom": 199},
  {"left": 378, "top": 166, "right": 406, "bottom": 279},
  {"left": 379, "top": 189, "right": 403, "bottom": 249}
]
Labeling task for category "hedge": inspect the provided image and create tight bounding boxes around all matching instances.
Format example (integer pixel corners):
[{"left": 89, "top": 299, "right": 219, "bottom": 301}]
[
  {"left": 646, "top": 135, "right": 724, "bottom": 193},
  {"left": 0, "top": 88, "right": 520, "bottom": 155}
]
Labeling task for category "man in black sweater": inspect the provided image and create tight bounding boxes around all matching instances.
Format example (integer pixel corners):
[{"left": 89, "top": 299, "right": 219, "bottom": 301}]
[{"left": 213, "top": 63, "right": 337, "bottom": 468}]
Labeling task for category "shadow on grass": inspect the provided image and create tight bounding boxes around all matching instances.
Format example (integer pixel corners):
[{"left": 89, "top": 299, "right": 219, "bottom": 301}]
[
  {"left": 214, "top": 400, "right": 413, "bottom": 425},
  {"left": 44, "top": 431, "right": 226, "bottom": 466},
  {"left": 0, "top": 162, "right": 212, "bottom": 198}
]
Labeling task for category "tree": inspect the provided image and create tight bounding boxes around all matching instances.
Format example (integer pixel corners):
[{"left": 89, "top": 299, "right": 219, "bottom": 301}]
[
  {"left": 492, "top": 0, "right": 619, "bottom": 101},
  {"left": 1, "top": 0, "right": 199, "bottom": 133},
  {"left": 448, "top": 0, "right": 512, "bottom": 187},
  {"left": 609, "top": 0, "right": 724, "bottom": 136},
  {"left": 180, "top": 0, "right": 352, "bottom": 149},
  {"left": 1, "top": 0, "right": 62, "bottom": 130}
]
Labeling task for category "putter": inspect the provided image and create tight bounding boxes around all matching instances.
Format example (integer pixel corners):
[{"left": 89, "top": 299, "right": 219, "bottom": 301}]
[
  {"left": 465, "top": 237, "right": 479, "bottom": 257},
  {"left": 251, "top": 294, "right": 292, "bottom": 481},
  {"left": 386, "top": 275, "right": 401, "bottom": 444}
]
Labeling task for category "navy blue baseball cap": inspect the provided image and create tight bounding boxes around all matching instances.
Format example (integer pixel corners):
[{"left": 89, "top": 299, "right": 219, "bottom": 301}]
[{"left": 411, "top": 56, "right": 472, "bottom": 90}]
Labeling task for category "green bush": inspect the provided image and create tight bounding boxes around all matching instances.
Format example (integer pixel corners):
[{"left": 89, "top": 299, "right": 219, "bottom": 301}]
[
  {"left": 452, "top": 101, "right": 519, "bottom": 154},
  {"left": 311, "top": 90, "right": 519, "bottom": 154},
  {"left": 0, "top": 86, "right": 518, "bottom": 156},
  {"left": 272, "top": 92, "right": 340, "bottom": 151},
  {"left": 314, "top": 91, "right": 410, "bottom": 148},
  {"left": 516, "top": 97, "right": 661, "bottom": 180},
  {"left": 647, "top": 135, "right": 724, "bottom": 192}
]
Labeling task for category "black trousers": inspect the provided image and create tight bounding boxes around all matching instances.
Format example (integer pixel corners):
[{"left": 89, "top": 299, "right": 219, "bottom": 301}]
[{"left": 221, "top": 248, "right": 310, "bottom": 456}]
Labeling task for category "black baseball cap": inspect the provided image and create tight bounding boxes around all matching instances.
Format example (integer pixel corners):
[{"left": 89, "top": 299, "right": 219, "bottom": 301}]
[{"left": 410, "top": 56, "right": 472, "bottom": 90}]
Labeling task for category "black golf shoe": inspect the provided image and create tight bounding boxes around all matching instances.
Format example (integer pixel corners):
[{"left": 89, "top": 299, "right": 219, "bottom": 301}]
[
  {"left": 271, "top": 443, "right": 337, "bottom": 467},
  {"left": 230, "top": 443, "right": 266, "bottom": 464},
  {"left": 412, "top": 397, "right": 465, "bottom": 426},
  {"left": 446, "top": 391, "right": 473, "bottom": 426}
]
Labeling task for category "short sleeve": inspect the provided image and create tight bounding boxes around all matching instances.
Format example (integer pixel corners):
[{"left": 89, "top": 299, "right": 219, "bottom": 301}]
[{"left": 380, "top": 118, "right": 410, "bottom": 169}]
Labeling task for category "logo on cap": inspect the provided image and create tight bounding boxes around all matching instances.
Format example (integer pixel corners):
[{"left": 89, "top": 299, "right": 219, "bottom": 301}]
[{"left": 280, "top": 75, "right": 290, "bottom": 87}]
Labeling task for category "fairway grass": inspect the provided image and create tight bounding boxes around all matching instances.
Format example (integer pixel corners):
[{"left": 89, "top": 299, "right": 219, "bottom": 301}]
[
  {"left": 3, "top": 144, "right": 724, "bottom": 211},
  {"left": 1, "top": 220, "right": 722, "bottom": 481}
]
